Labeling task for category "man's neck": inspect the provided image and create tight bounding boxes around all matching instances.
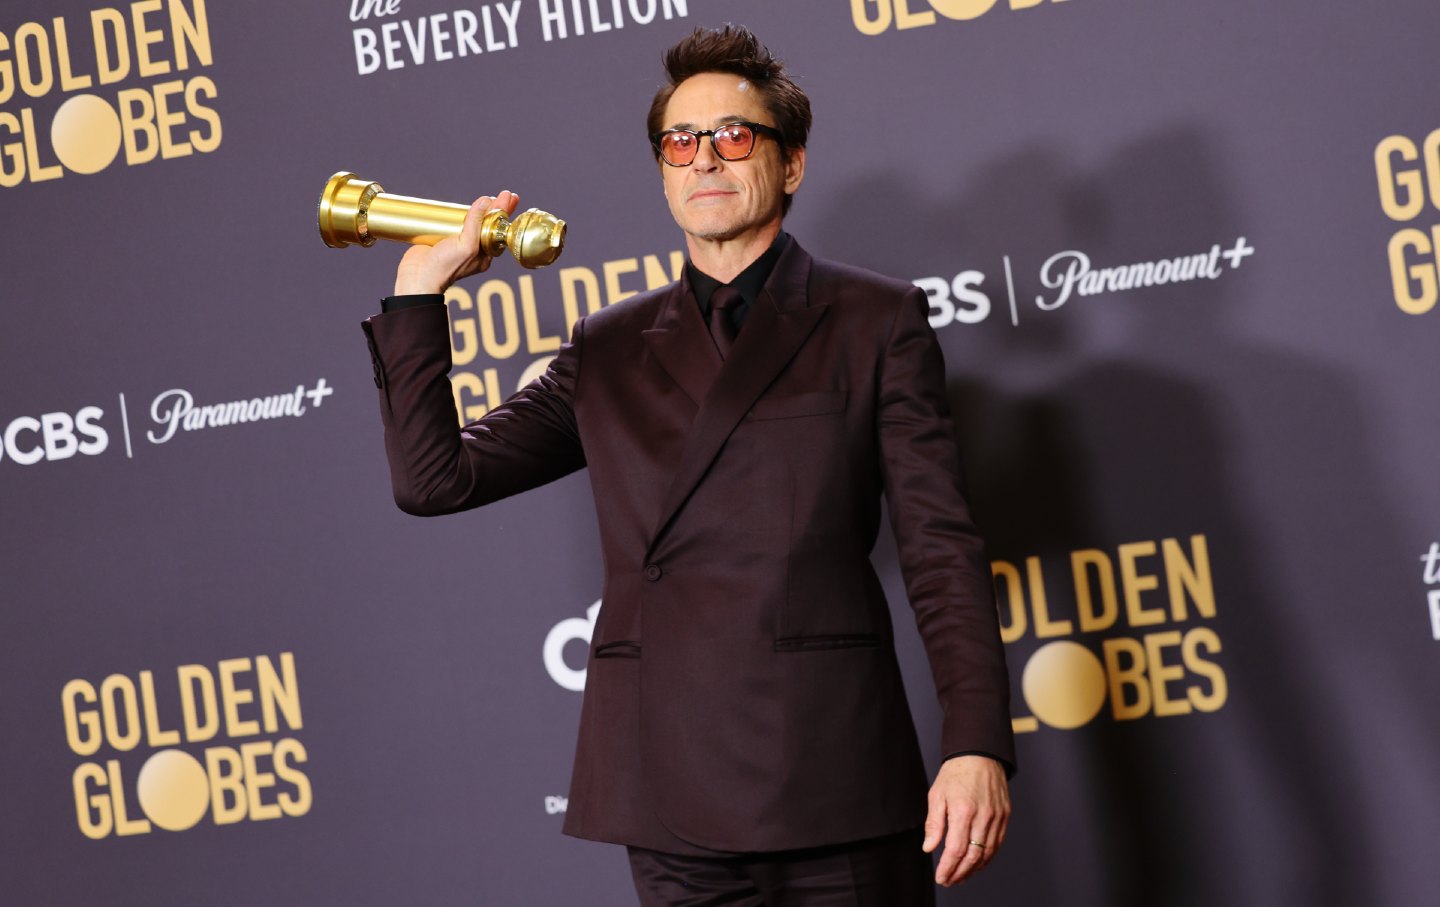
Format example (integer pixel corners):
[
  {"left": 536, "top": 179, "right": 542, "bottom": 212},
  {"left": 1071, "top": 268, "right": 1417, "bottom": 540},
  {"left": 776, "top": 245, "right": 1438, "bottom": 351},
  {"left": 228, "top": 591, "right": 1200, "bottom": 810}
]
[{"left": 684, "top": 221, "right": 783, "bottom": 284}]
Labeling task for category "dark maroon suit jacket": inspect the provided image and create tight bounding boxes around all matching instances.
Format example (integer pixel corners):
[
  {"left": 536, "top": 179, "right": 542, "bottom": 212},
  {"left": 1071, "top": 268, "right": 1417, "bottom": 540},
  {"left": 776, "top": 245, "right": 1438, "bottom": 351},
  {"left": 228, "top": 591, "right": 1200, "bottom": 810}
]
[{"left": 362, "top": 238, "right": 1014, "bottom": 855}]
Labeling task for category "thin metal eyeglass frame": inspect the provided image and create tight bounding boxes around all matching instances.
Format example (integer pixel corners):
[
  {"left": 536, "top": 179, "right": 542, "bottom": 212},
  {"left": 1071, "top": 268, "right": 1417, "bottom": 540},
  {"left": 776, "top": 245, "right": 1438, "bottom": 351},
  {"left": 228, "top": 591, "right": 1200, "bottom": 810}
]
[{"left": 650, "top": 121, "right": 786, "bottom": 167}]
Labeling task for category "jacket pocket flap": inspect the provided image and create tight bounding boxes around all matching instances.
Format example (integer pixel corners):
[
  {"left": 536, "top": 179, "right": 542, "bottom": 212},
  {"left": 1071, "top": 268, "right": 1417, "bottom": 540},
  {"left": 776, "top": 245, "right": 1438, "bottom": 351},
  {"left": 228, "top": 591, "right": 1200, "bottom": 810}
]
[
  {"left": 773, "top": 633, "right": 880, "bottom": 652},
  {"left": 593, "top": 640, "right": 641, "bottom": 659},
  {"left": 748, "top": 390, "right": 848, "bottom": 421}
]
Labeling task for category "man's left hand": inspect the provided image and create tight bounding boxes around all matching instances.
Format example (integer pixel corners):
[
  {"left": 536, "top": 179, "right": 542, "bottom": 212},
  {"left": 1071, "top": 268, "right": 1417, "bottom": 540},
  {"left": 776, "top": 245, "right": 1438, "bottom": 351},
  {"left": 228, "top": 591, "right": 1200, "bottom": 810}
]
[{"left": 921, "top": 754, "right": 1010, "bottom": 887}]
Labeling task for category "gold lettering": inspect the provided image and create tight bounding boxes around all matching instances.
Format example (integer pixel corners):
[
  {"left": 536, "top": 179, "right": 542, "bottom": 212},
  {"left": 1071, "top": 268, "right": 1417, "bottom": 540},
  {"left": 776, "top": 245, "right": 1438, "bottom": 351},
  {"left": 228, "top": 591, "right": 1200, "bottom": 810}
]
[
  {"left": 92, "top": 9, "right": 132, "bottom": 84},
  {"left": 1071, "top": 548, "right": 1117, "bottom": 632},
  {"left": 206, "top": 747, "right": 246, "bottom": 824},
  {"left": 218, "top": 657, "right": 260, "bottom": 738},
  {"left": 520, "top": 275, "right": 560, "bottom": 353},
  {"left": 1375, "top": 135, "right": 1424, "bottom": 222},
  {"left": 446, "top": 286, "right": 478, "bottom": 366},
  {"left": 559, "top": 265, "right": 602, "bottom": 330},
  {"left": 108, "top": 759, "right": 152, "bottom": 835},
  {"left": 62, "top": 679, "right": 102, "bottom": 756},
  {"left": 1163, "top": 534, "right": 1215, "bottom": 621},
  {"left": 53, "top": 17, "right": 94, "bottom": 90},
  {"left": 73, "top": 763, "right": 112, "bottom": 839},
  {"left": 100, "top": 674, "right": 142, "bottom": 751},
  {"left": 851, "top": 0, "right": 892, "bottom": 35},
  {"left": 1144, "top": 630, "right": 1190, "bottom": 717},
  {"left": 131, "top": 0, "right": 172, "bottom": 77},
  {"left": 178, "top": 664, "right": 219, "bottom": 742},
  {"left": 1118, "top": 540, "right": 1165, "bottom": 627},
  {"left": 1182, "top": 626, "right": 1227, "bottom": 712},
  {"left": 990, "top": 560, "right": 1026, "bottom": 643},
  {"left": 477, "top": 278, "right": 521, "bottom": 359},
  {"left": 118, "top": 86, "right": 159, "bottom": 165},
  {"left": 894, "top": 0, "right": 938, "bottom": 28},
  {"left": 1388, "top": 227, "right": 1437, "bottom": 315},
  {"left": 153, "top": 79, "right": 192, "bottom": 157},
  {"left": 241, "top": 740, "right": 282, "bottom": 821},
  {"left": 139, "top": 670, "right": 181, "bottom": 746},
  {"left": 274, "top": 738, "right": 312, "bottom": 816},
  {"left": 183, "top": 75, "right": 221, "bottom": 152},
  {"left": 1102, "top": 636, "right": 1149, "bottom": 720},
  {"left": 641, "top": 251, "right": 684, "bottom": 289},
  {"left": 169, "top": 0, "right": 213, "bottom": 70},
  {"left": 14, "top": 22, "right": 53, "bottom": 98},
  {"left": 1027, "top": 555, "right": 1072, "bottom": 637},
  {"left": 256, "top": 652, "right": 302, "bottom": 734},
  {"left": 20, "top": 107, "right": 61, "bottom": 181},
  {"left": 0, "top": 111, "right": 23, "bottom": 187},
  {"left": 603, "top": 257, "right": 640, "bottom": 304}
]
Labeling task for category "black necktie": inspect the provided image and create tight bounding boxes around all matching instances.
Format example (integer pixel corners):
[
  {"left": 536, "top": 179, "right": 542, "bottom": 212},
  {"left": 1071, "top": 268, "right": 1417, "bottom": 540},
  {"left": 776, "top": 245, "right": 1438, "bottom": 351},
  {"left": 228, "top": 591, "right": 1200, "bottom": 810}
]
[{"left": 708, "top": 286, "right": 743, "bottom": 359}]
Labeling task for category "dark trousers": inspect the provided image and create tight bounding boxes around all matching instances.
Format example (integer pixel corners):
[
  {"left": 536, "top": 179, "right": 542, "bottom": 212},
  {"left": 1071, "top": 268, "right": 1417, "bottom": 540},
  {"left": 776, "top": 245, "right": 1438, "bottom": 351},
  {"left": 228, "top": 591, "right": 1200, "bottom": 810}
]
[{"left": 626, "top": 828, "right": 935, "bottom": 906}]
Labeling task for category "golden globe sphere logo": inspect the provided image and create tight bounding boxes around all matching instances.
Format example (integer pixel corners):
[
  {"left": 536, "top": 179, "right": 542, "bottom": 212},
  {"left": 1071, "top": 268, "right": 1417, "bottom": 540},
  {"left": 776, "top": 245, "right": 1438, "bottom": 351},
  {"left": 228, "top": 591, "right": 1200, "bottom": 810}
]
[
  {"left": 0, "top": 0, "right": 220, "bottom": 188},
  {"left": 62, "top": 653, "right": 311, "bottom": 839},
  {"left": 851, "top": 0, "right": 1071, "bottom": 35},
  {"left": 994, "top": 534, "right": 1229, "bottom": 733}
]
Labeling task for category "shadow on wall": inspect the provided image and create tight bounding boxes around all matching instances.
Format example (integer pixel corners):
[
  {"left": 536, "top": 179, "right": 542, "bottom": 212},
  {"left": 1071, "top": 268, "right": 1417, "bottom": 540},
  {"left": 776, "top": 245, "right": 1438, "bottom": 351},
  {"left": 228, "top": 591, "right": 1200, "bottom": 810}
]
[{"left": 813, "top": 126, "right": 1424, "bottom": 906}]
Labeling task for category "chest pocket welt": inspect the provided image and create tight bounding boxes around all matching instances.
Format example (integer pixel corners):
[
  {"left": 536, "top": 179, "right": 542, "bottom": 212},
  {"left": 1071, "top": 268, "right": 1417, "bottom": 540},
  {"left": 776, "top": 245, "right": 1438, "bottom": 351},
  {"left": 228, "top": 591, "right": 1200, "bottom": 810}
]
[{"left": 746, "top": 390, "right": 848, "bottom": 421}]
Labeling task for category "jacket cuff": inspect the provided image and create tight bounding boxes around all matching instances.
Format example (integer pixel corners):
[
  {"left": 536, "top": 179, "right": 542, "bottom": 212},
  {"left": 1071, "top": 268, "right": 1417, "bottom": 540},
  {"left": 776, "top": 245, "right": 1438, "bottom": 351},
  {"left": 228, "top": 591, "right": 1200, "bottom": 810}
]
[{"left": 380, "top": 293, "right": 445, "bottom": 314}]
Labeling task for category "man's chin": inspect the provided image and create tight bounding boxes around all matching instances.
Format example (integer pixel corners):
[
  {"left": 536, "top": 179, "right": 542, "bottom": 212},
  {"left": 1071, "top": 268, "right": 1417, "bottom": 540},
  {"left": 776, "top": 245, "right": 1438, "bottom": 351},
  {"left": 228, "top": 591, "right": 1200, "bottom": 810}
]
[{"left": 682, "top": 221, "right": 745, "bottom": 242}]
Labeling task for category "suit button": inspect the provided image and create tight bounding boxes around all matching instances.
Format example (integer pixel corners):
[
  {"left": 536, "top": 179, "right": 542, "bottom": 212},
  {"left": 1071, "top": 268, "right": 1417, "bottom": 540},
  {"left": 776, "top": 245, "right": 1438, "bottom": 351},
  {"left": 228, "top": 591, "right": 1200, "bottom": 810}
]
[{"left": 644, "top": 564, "right": 663, "bottom": 582}]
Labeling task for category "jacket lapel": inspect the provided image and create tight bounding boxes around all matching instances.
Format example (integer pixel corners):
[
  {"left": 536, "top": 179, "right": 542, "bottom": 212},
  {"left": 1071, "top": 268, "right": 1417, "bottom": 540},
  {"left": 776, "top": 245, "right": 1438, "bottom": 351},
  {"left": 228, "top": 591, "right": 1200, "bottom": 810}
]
[
  {"left": 641, "top": 274, "right": 721, "bottom": 408},
  {"left": 647, "top": 241, "right": 827, "bottom": 551}
]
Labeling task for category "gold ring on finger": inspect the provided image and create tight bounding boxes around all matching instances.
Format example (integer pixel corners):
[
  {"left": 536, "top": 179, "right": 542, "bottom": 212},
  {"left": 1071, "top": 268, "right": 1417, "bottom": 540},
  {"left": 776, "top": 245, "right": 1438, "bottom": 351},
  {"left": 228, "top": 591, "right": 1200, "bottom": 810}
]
[{"left": 968, "top": 839, "right": 986, "bottom": 849}]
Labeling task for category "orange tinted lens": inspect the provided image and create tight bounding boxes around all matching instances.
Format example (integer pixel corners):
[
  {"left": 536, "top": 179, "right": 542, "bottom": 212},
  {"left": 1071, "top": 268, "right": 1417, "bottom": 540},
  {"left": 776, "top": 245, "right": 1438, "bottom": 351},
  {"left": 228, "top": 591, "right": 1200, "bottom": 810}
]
[
  {"left": 713, "top": 125, "right": 754, "bottom": 159},
  {"left": 661, "top": 132, "right": 697, "bottom": 164}
]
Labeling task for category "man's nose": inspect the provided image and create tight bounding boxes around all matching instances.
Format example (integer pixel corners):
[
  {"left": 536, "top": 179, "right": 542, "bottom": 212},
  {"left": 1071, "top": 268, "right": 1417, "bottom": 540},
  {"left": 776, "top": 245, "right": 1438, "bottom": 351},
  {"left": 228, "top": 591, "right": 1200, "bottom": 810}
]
[{"left": 691, "top": 136, "right": 723, "bottom": 171}]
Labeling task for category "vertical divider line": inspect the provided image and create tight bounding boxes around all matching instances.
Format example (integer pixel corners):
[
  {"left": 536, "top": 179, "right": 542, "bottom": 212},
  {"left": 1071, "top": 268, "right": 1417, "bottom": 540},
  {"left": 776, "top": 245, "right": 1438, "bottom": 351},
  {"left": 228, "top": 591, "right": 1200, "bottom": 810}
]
[
  {"left": 1003, "top": 255, "right": 1019, "bottom": 328},
  {"left": 118, "top": 393, "right": 133, "bottom": 459}
]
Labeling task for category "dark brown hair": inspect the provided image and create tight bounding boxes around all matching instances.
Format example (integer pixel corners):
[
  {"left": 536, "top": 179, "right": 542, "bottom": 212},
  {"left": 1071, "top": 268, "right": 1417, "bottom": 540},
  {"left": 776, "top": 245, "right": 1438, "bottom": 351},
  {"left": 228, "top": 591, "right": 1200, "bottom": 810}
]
[{"left": 647, "top": 25, "right": 812, "bottom": 212}]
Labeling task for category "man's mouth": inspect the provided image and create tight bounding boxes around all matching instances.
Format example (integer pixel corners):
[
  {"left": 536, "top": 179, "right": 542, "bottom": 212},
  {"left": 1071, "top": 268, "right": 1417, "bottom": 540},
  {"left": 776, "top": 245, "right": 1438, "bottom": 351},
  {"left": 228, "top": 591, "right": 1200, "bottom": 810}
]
[{"left": 689, "top": 187, "right": 737, "bottom": 201}]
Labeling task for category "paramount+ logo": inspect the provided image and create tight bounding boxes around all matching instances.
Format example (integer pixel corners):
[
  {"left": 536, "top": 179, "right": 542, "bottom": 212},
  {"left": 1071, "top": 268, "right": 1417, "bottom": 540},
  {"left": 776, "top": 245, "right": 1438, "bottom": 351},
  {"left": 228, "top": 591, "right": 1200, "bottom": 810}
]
[
  {"left": 851, "top": 0, "right": 1070, "bottom": 35},
  {"left": 995, "top": 533, "right": 1229, "bottom": 733},
  {"left": 62, "top": 652, "right": 311, "bottom": 840},
  {"left": 0, "top": 0, "right": 220, "bottom": 189}
]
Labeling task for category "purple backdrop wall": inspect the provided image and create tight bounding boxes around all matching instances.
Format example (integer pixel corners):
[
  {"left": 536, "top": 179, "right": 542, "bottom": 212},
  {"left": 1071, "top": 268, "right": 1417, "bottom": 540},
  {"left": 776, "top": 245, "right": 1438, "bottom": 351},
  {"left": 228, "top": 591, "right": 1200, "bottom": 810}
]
[{"left": 3, "top": 1, "right": 1438, "bottom": 904}]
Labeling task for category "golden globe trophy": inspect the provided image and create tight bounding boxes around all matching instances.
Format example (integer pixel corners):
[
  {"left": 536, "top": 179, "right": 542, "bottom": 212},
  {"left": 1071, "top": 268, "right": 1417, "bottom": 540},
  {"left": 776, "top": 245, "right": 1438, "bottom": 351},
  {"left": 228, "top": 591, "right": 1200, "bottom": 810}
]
[{"left": 317, "top": 171, "right": 567, "bottom": 269}]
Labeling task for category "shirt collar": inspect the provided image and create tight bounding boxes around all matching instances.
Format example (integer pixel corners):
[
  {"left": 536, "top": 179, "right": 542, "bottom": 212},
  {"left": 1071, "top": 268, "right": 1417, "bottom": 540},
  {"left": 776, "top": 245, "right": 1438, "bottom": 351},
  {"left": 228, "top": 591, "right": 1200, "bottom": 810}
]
[{"left": 686, "top": 231, "right": 791, "bottom": 313}]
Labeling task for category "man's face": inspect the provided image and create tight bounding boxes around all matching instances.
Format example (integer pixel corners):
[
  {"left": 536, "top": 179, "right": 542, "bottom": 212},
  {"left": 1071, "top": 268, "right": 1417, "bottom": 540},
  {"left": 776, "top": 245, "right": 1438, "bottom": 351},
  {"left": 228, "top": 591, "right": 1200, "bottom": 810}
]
[{"left": 658, "top": 72, "right": 805, "bottom": 245}]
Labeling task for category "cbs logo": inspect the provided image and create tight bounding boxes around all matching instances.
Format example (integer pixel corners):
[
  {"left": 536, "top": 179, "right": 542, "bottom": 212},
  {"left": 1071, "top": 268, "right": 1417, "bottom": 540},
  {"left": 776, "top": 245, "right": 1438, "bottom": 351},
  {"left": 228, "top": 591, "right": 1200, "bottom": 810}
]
[{"left": 1, "top": 408, "right": 107, "bottom": 465}]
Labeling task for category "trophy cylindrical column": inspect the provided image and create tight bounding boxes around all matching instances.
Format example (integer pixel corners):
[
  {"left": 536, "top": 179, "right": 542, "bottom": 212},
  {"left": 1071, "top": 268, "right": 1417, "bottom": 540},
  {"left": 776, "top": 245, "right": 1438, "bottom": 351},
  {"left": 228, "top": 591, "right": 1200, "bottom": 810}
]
[{"left": 364, "top": 193, "right": 471, "bottom": 246}]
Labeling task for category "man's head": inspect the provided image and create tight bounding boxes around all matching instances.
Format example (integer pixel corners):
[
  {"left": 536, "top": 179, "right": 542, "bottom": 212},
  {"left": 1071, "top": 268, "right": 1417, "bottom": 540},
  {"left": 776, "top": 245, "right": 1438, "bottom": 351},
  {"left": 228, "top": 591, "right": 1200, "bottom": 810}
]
[{"left": 648, "top": 26, "right": 811, "bottom": 246}]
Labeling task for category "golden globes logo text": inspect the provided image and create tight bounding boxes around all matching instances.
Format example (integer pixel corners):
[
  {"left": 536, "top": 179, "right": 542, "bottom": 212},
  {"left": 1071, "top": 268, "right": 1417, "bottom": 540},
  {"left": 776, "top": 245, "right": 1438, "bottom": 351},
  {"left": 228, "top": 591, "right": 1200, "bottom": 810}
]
[
  {"left": 851, "top": 0, "right": 1070, "bottom": 35},
  {"left": 62, "top": 653, "right": 311, "bottom": 839},
  {"left": 1376, "top": 128, "right": 1440, "bottom": 315},
  {"left": 444, "top": 247, "right": 683, "bottom": 422},
  {"left": 994, "top": 534, "right": 1228, "bottom": 732},
  {"left": 0, "top": 0, "right": 220, "bottom": 188}
]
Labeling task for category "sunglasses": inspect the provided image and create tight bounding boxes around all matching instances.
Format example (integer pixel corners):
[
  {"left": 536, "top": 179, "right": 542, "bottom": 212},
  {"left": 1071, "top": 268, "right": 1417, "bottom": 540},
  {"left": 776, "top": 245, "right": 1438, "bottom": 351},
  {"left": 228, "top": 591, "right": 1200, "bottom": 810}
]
[{"left": 650, "top": 121, "right": 785, "bottom": 167}]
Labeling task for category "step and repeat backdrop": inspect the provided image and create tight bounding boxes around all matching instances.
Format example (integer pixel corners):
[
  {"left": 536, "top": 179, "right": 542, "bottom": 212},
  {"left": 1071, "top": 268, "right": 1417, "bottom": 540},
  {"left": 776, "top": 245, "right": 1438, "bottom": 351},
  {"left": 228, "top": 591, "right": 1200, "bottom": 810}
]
[{"left": 3, "top": 1, "right": 1438, "bottom": 904}]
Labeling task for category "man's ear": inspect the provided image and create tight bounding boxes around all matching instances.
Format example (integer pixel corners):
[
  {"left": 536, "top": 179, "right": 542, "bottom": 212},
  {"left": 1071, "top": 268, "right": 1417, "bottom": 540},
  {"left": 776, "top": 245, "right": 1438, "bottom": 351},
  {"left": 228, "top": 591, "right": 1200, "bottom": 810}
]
[{"left": 784, "top": 146, "right": 806, "bottom": 195}]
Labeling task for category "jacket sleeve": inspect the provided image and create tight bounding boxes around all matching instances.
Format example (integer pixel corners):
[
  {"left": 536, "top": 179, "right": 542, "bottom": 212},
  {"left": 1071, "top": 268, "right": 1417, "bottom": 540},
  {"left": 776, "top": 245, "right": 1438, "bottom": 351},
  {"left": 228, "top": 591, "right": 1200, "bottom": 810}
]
[
  {"left": 877, "top": 287, "right": 1016, "bottom": 774},
  {"left": 361, "top": 302, "right": 586, "bottom": 516}
]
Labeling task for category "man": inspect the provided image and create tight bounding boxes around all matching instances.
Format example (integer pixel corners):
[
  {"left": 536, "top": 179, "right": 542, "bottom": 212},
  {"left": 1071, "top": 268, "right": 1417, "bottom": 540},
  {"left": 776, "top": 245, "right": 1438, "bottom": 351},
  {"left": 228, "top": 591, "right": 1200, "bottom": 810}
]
[{"left": 362, "top": 25, "right": 1014, "bottom": 905}]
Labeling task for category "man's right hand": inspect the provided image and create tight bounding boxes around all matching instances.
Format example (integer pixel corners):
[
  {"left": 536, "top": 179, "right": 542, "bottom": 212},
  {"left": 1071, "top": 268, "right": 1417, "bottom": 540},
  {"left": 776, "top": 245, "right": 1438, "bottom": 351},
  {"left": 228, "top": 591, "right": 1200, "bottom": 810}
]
[{"left": 392, "top": 190, "right": 521, "bottom": 295}]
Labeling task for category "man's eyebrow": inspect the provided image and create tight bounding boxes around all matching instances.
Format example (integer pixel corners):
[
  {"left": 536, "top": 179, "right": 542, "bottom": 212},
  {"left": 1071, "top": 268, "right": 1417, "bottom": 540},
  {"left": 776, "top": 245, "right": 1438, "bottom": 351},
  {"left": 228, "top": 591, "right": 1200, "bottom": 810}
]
[{"left": 664, "top": 115, "right": 752, "bottom": 131}]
